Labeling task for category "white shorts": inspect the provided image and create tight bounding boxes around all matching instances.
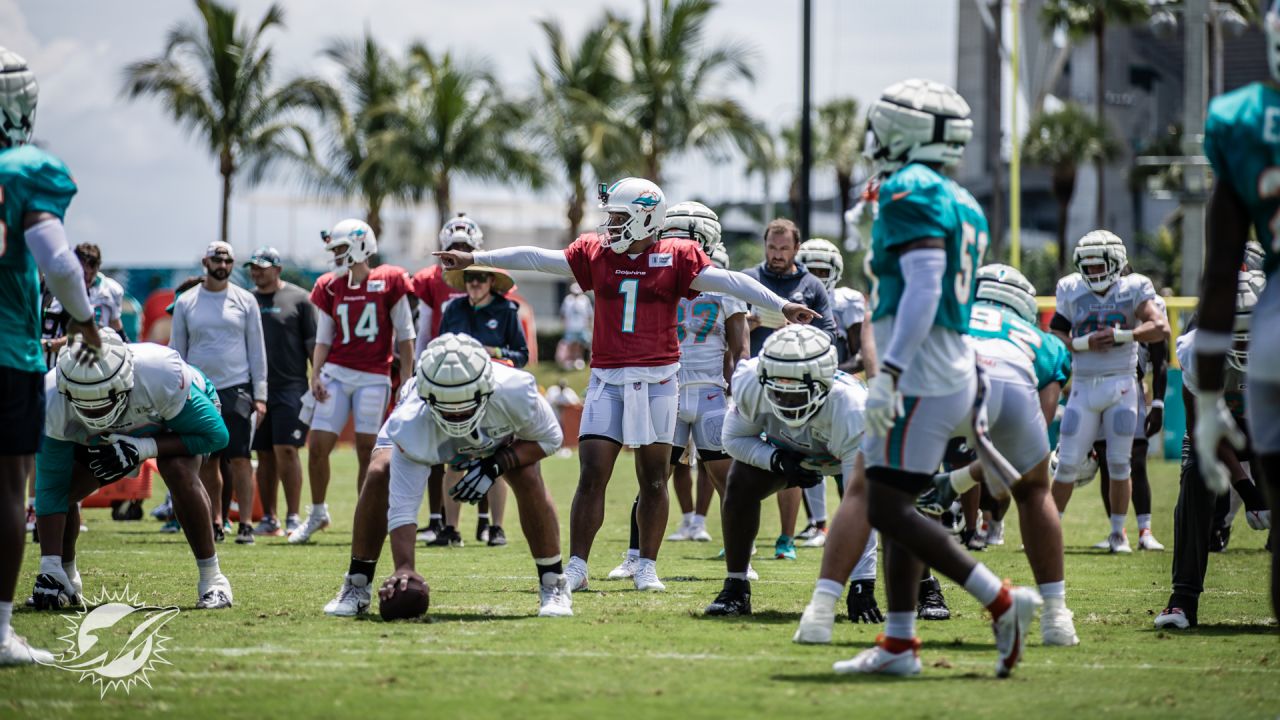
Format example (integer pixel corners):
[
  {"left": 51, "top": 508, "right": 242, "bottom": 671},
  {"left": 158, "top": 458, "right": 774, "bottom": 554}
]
[
  {"left": 985, "top": 377, "right": 1049, "bottom": 476},
  {"left": 386, "top": 446, "right": 432, "bottom": 532},
  {"left": 863, "top": 372, "right": 977, "bottom": 475},
  {"left": 580, "top": 374, "right": 678, "bottom": 447},
  {"left": 309, "top": 370, "right": 391, "bottom": 436},
  {"left": 1056, "top": 373, "right": 1138, "bottom": 483},
  {"left": 672, "top": 383, "right": 728, "bottom": 457}
]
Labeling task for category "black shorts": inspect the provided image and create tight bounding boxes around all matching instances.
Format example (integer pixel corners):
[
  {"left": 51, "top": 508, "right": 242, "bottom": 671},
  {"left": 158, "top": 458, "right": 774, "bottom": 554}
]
[
  {"left": 252, "top": 387, "right": 309, "bottom": 451},
  {"left": 216, "top": 384, "right": 254, "bottom": 459},
  {"left": 0, "top": 365, "right": 45, "bottom": 455}
]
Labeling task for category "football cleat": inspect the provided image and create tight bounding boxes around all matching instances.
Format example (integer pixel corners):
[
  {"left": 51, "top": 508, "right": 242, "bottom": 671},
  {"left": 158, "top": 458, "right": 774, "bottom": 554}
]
[
  {"left": 746, "top": 564, "right": 760, "bottom": 582},
  {"left": 632, "top": 562, "right": 666, "bottom": 592},
  {"left": 774, "top": 535, "right": 797, "bottom": 560},
  {"left": 667, "top": 518, "right": 695, "bottom": 542},
  {"left": 565, "top": 558, "right": 589, "bottom": 592},
  {"left": 284, "top": 514, "right": 301, "bottom": 534},
  {"left": 235, "top": 523, "right": 255, "bottom": 545},
  {"left": 160, "top": 519, "right": 181, "bottom": 533},
  {"left": 1154, "top": 607, "right": 1193, "bottom": 629},
  {"left": 1091, "top": 535, "right": 1111, "bottom": 550},
  {"left": 795, "top": 523, "right": 820, "bottom": 542},
  {"left": 0, "top": 634, "right": 55, "bottom": 666},
  {"left": 1138, "top": 528, "right": 1164, "bottom": 551},
  {"left": 802, "top": 529, "right": 828, "bottom": 548},
  {"left": 832, "top": 634, "right": 922, "bottom": 676},
  {"left": 213, "top": 522, "right": 225, "bottom": 544},
  {"left": 288, "top": 508, "right": 330, "bottom": 544},
  {"left": 254, "top": 515, "right": 283, "bottom": 537},
  {"left": 917, "top": 577, "right": 951, "bottom": 621},
  {"left": 324, "top": 574, "right": 372, "bottom": 617},
  {"left": 31, "top": 570, "right": 80, "bottom": 611},
  {"left": 428, "top": 525, "right": 464, "bottom": 548},
  {"left": 704, "top": 578, "right": 752, "bottom": 616},
  {"left": 992, "top": 584, "right": 1042, "bottom": 678},
  {"left": 1041, "top": 605, "right": 1080, "bottom": 646},
  {"left": 985, "top": 520, "right": 1005, "bottom": 546},
  {"left": 794, "top": 599, "right": 836, "bottom": 644},
  {"left": 196, "top": 575, "right": 233, "bottom": 609},
  {"left": 487, "top": 525, "right": 507, "bottom": 546},
  {"left": 475, "top": 517, "right": 490, "bottom": 543},
  {"left": 1208, "top": 524, "right": 1231, "bottom": 552},
  {"left": 1107, "top": 530, "right": 1132, "bottom": 554},
  {"left": 690, "top": 520, "right": 713, "bottom": 542},
  {"left": 538, "top": 575, "right": 574, "bottom": 617},
  {"left": 607, "top": 554, "right": 637, "bottom": 580}
]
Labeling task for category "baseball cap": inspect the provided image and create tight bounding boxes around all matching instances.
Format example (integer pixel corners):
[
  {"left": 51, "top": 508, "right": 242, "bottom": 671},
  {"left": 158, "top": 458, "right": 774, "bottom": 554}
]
[
  {"left": 205, "top": 241, "right": 235, "bottom": 260},
  {"left": 244, "top": 246, "right": 282, "bottom": 268}
]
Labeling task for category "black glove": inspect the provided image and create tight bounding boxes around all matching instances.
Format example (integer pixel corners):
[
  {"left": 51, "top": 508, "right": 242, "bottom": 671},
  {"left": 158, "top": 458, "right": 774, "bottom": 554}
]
[
  {"left": 450, "top": 455, "right": 503, "bottom": 504},
  {"left": 77, "top": 438, "right": 142, "bottom": 483},
  {"left": 771, "top": 449, "right": 822, "bottom": 488},
  {"left": 847, "top": 579, "right": 884, "bottom": 624}
]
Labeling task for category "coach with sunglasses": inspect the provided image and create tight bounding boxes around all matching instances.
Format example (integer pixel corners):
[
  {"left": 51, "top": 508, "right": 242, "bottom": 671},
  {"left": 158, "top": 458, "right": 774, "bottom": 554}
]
[{"left": 439, "top": 266, "right": 528, "bottom": 369}]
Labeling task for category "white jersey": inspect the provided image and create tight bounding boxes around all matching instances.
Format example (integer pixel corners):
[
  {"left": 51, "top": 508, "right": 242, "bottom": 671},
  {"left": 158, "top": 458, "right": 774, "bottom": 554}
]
[
  {"left": 50, "top": 273, "right": 125, "bottom": 328},
  {"left": 44, "top": 343, "right": 203, "bottom": 445},
  {"left": 1055, "top": 272, "right": 1157, "bottom": 377},
  {"left": 677, "top": 292, "right": 747, "bottom": 387},
  {"left": 382, "top": 362, "right": 563, "bottom": 466},
  {"left": 561, "top": 293, "right": 593, "bottom": 334},
  {"left": 723, "top": 358, "right": 867, "bottom": 478},
  {"left": 832, "top": 287, "right": 866, "bottom": 330}
]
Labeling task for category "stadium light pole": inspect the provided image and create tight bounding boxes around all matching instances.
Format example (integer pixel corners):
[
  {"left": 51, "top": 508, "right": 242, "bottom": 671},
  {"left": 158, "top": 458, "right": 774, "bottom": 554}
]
[
  {"left": 799, "top": 0, "right": 813, "bottom": 240},
  {"left": 1181, "top": 0, "right": 1208, "bottom": 293}
]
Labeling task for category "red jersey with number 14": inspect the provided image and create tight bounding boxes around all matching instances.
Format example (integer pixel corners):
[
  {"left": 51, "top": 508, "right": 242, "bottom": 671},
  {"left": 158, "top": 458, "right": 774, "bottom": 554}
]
[
  {"left": 310, "top": 265, "right": 413, "bottom": 375},
  {"left": 564, "top": 233, "right": 709, "bottom": 369}
]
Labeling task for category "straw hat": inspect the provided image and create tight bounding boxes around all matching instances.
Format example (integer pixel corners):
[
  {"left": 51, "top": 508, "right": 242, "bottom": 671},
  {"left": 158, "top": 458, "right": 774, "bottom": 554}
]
[{"left": 445, "top": 265, "right": 515, "bottom": 294}]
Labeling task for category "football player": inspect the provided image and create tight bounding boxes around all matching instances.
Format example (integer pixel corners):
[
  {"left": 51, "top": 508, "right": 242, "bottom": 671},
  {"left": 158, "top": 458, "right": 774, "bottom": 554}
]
[
  {"left": 0, "top": 46, "right": 103, "bottom": 665},
  {"left": 841, "top": 79, "right": 1039, "bottom": 679},
  {"left": 1048, "top": 231, "right": 1169, "bottom": 552},
  {"left": 291, "top": 219, "right": 415, "bottom": 544},
  {"left": 705, "top": 324, "right": 877, "bottom": 621},
  {"left": 435, "top": 178, "right": 815, "bottom": 594},
  {"left": 1158, "top": 272, "right": 1270, "bottom": 628},
  {"left": 927, "top": 265, "right": 1079, "bottom": 646},
  {"left": 33, "top": 330, "right": 233, "bottom": 611},
  {"left": 379, "top": 334, "right": 572, "bottom": 617}
]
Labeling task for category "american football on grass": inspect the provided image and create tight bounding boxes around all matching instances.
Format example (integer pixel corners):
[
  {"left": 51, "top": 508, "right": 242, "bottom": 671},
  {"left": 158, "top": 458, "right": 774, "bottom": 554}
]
[{"left": 380, "top": 577, "right": 430, "bottom": 620}]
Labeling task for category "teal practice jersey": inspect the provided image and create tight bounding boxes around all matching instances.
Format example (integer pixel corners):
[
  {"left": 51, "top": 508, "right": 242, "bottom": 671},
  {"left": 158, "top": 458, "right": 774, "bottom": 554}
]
[
  {"left": 0, "top": 144, "right": 77, "bottom": 373},
  {"left": 866, "top": 162, "right": 988, "bottom": 333},
  {"left": 1204, "top": 82, "right": 1280, "bottom": 276},
  {"left": 968, "top": 303, "right": 1072, "bottom": 390}
]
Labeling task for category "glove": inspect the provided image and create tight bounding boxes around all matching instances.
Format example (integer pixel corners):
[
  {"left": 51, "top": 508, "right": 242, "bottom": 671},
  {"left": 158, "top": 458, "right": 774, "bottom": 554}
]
[
  {"left": 847, "top": 579, "right": 884, "bottom": 624},
  {"left": 1245, "top": 509, "right": 1271, "bottom": 531},
  {"left": 770, "top": 450, "right": 822, "bottom": 488},
  {"left": 865, "top": 364, "right": 904, "bottom": 437},
  {"left": 1194, "top": 392, "right": 1247, "bottom": 495},
  {"left": 80, "top": 434, "right": 156, "bottom": 483},
  {"left": 450, "top": 455, "right": 504, "bottom": 504}
]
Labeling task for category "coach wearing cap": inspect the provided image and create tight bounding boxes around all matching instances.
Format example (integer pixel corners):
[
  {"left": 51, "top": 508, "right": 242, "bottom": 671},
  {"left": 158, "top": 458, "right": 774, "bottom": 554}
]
[
  {"left": 439, "top": 266, "right": 528, "bottom": 369},
  {"left": 244, "top": 246, "right": 316, "bottom": 537},
  {"left": 171, "top": 241, "right": 269, "bottom": 545}
]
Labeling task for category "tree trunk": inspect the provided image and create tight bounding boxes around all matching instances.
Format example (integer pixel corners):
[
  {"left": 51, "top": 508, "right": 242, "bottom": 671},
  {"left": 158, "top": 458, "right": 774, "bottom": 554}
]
[
  {"left": 366, "top": 194, "right": 383, "bottom": 240},
  {"left": 567, "top": 178, "right": 586, "bottom": 247},
  {"left": 1094, "top": 21, "right": 1106, "bottom": 227},
  {"left": 434, "top": 177, "right": 451, "bottom": 239},
  {"left": 836, "top": 170, "right": 853, "bottom": 245},
  {"left": 1053, "top": 165, "right": 1078, "bottom": 275},
  {"left": 219, "top": 149, "right": 234, "bottom": 245},
  {"left": 645, "top": 148, "right": 660, "bottom": 184}
]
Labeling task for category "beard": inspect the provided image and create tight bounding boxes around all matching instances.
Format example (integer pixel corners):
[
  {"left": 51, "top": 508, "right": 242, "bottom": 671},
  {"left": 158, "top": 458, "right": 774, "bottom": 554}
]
[{"left": 208, "top": 267, "right": 231, "bottom": 281}]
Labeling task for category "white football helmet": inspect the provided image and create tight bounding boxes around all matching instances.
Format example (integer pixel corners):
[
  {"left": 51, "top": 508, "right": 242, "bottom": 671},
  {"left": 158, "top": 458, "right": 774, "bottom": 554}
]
[
  {"left": 417, "top": 333, "right": 496, "bottom": 438},
  {"left": 1244, "top": 239, "right": 1265, "bottom": 272},
  {"left": 865, "top": 79, "right": 973, "bottom": 173},
  {"left": 57, "top": 329, "right": 134, "bottom": 432},
  {"left": 0, "top": 46, "right": 38, "bottom": 148},
  {"left": 1073, "top": 230, "right": 1127, "bottom": 293},
  {"left": 1230, "top": 270, "right": 1264, "bottom": 372},
  {"left": 598, "top": 177, "right": 667, "bottom": 253},
  {"left": 758, "top": 325, "right": 837, "bottom": 428},
  {"left": 709, "top": 245, "right": 730, "bottom": 270},
  {"left": 325, "top": 219, "right": 377, "bottom": 277},
  {"left": 439, "top": 213, "right": 484, "bottom": 250},
  {"left": 662, "top": 201, "right": 722, "bottom": 255},
  {"left": 797, "top": 238, "right": 843, "bottom": 291},
  {"left": 1267, "top": 0, "right": 1280, "bottom": 83},
  {"left": 975, "top": 264, "right": 1039, "bottom": 324}
]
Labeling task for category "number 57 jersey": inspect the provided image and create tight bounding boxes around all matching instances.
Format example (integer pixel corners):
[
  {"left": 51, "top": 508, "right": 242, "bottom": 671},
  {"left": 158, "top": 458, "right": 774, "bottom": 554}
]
[
  {"left": 677, "top": 292, "right": 747, "bottom": 387},
  {"left": 310, "top": 265, "right": 413, "bottom": 376}
]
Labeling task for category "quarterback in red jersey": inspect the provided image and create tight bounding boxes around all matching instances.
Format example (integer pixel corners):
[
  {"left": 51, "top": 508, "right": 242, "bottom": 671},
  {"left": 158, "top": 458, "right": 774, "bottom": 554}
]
[
  {"left": 290, "top": 219, "right": 416, "bottom": 545},
  {"left": 435, "top": 177, "right": 816, "bottom": 595}
]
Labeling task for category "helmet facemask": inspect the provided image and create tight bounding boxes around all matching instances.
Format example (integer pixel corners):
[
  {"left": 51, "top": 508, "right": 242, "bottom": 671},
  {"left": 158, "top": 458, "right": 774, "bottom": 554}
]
[
  {"left": 425, "top": 391, "right": 492, "bottom": 438},
  {"left": 416, "top": 333, "right": 496, "bottom": 438},
  {"left": 757, "top": 324, "right": 838, "bottom": 428},
  {"left": 762, "top": 376, "right": 829, "bottom": 427}
]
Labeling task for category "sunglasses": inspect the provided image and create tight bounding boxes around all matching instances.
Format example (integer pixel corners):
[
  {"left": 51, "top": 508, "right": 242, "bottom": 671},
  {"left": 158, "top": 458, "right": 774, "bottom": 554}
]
[
  {"left": 207, "top": 256, "right": 234, "bottom": 266},
  {"left": 463, "top": 272, "right": 492, "bottom": 284}
]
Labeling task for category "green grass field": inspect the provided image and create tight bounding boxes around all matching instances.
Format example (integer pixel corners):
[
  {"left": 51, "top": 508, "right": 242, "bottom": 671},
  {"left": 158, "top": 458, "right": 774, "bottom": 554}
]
[{"left": 2, "top": 451, "right": 1277, "bottom": 719}]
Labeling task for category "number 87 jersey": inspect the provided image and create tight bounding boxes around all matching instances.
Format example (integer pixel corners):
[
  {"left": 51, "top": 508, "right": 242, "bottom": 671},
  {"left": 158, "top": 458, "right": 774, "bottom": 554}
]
[{"left": 310, "top": 264, "right": 414, "bottom": 375}]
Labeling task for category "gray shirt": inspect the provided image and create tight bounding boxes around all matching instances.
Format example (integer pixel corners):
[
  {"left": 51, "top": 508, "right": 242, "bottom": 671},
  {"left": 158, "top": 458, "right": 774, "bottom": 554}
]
[{"left": 171, "top": 283, "right": 269, "bottom": 402}]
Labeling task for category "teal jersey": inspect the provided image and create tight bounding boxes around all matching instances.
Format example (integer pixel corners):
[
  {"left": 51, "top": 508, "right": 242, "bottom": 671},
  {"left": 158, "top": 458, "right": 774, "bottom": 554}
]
[
  {"left": 867, "top": 163, "right": 988, "bottom": 333},
  {"left": 0, "top": 144, "right": 77, "bottom": 373},
  {"left": 1203, "top": 82, "right": 1280, "bottom": 276},
  {"left": 969, "top": 303, "right": 1072, "bottom": 390}
]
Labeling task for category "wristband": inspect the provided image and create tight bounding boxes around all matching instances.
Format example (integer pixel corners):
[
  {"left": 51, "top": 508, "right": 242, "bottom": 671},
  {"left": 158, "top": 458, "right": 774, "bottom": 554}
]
[
  {"left": 1149, "top": 400, "right": 1164, "bottom": 410},
  {"left": 134, "top": 437, "right": 159, "bottom": 460},
  {"left": 1113, "top": 329, "right": 1134, "bottom": 344},
  {"left": 1072, "top": 335, "right": 1091, "bottom": 352}
]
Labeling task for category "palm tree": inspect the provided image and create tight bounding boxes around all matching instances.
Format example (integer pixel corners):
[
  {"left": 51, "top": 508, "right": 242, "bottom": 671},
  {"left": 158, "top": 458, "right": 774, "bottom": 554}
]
[
  {"left": 1022, "top": 103, "right": 1121, "bottom": 273},
  {"left": 616, "top": 0, "right": 764, "bottom": 181},
  {"left": 530, "top": 16, "right": 635, "bottom": 246},
  {"left": 303, "top": 33, "right": 407, "bottom": 239},
  {"left": 389, "top": 45, "right": 545, "bottom": 231},
  {"left": 1040, "top": 0, "right": 1150, "bottom": 225},
  {"left": 815, "top": 98, "right": 863, "bottom": 244},
  {"left": 122, "top": 0, "right": 327, "bottom": 244}
]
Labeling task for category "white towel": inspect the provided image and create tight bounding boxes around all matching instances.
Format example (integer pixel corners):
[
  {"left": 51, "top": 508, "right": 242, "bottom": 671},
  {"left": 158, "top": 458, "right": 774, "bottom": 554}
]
[
  {"left": 621, "top": 380, "right": 658, "bottom": 448},
  {"left": 969, "top": 367, "right": 1020, "bottom": 502}
]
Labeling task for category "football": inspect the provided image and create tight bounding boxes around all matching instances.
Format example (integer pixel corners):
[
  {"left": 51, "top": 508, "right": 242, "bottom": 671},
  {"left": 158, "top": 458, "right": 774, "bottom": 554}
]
[{"left": 379, "top": 577, "right": 430, "bottom": 620}]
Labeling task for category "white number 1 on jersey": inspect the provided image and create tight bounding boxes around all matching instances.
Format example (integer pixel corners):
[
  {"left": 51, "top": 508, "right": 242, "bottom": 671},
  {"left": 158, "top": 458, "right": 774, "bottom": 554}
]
[
  {"left": 336, "top": 302, "right": 379, "bottom": 343},
  {"left": 619, "top": 279, "right": 639, "bottom": 332}
]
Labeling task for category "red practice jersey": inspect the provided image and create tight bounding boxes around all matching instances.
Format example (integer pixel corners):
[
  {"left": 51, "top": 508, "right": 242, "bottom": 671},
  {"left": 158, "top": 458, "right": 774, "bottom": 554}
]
[
  {"left": 564, "top": 233, "right": 709, "bottom": 369},
  {"left": 311, "top": 265, "right": 413, "bottom": 375},
  {"left": 412, "top": 264, "right": 466, "bottom": 341}
]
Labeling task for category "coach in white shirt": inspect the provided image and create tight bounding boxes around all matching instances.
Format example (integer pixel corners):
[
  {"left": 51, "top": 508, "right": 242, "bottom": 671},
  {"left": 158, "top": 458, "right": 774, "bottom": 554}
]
[{"left": 171, "top": 241, "right": 269, "bottom": 545}]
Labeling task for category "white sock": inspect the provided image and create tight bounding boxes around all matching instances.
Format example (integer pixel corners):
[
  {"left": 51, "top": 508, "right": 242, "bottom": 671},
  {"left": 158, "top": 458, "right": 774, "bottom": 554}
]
[
  {"left": 1058, "top": 511, "right": 1065, "bottom": 520},
  {"left": 430, "top": 513, "right": 442, "bottom": 522},
  {"left": 313, "top": 503, "right": 328, "bottom": 517},
  {"left": 567, "top": 556, "right": 588, "bottom": 575},
  {"left": 950, "top": 465, "right": 976, "bottom": 494},
  {"left": 0, "top": 601, "right": 11, "bottom": 643},
  {"left": 39, "top": 555, "right": 63, "bottom": 576},
  {"left": 963, "top": 563, "right": 1003, "bottom": 606},
  {"left": 990, "top": 519, "right": 1003, "bottom": 533},
  {"left": 885, "top": 611, "right": 916, "bottom": 641},
  {"left": 1039, "top": 580, "right": 1066, "bottom": 608},
  {"left": 814, "top": 578, "right": 844, "bottom": 602},
  {"left": 1137, "top": 513, "right": 1152, "bottom": 532},
  {"left": 1109, "top": 513, "right": 1126, "bottom": 535},
  {"left": 63, "top": 559, "right": 80, "bottom": 585},
  {"left": 626, "top": 548, "right": 640, "bottom": 561},
  {"left": 692, "top": 514, "right": 706, "bottom": 526},
  {"left": 196, "top": 555, "right": 221, "bottom": 585},
  {"left": 635, "top": 557, "right": 656, "bottom": 573},
  {"left": 682, "top": 512, "right": 695, "bottom": 524},
  {"left": 726, "top": 571, "right": 749, "bottom": 581}
]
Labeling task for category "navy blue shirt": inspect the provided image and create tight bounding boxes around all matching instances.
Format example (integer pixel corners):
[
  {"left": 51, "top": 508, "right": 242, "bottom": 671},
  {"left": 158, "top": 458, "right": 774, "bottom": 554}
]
[
  {"left": 439, "top": 293, "right": 529, "bottom": 368},
  {"left": 744, "top": 263, "right": 838, "bottom": 357}
]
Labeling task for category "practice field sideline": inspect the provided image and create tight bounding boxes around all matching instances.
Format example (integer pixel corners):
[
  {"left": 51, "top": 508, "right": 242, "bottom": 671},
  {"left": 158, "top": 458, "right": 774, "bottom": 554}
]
[{"left": 2, "top": 452, "right": 1276, "bottom": 719}]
